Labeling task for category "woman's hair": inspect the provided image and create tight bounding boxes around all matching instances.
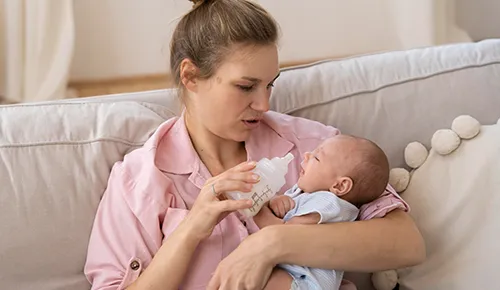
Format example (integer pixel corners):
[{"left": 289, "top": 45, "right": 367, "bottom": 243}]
[{"left": 170, "top": 0, "right": 279, "bottom": 87}]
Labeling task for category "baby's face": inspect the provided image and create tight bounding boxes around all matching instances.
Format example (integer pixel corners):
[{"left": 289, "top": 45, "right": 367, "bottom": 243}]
[{"left": 297, "top": 137, "right": 352, "bottom": 193}]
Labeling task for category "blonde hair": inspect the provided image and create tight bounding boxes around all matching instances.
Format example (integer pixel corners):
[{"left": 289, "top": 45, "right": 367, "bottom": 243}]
[{"left": 170, "top": 0, "right": 279, "bottom": 87}]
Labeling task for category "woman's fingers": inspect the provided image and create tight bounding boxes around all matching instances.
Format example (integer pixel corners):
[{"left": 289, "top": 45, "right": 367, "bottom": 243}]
[
  {"left": 225, "top": 171, "right": 260, "bottom": 184},
  {"left": 233, "top": 160, "right": 257, "bottom": 172},
  {"left": 210, "top": 171, "right": 260, "bottom": 197},
  {"left": 212, "top": 179, "right": 253, "bottom": 198},
  {"left": 216, "top": 199, "right": 253, "bottom": 212}
]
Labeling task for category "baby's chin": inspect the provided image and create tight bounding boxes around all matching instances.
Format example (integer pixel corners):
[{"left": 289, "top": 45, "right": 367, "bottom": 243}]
[
  {"left": 297, "top": 179, "right": 314, "bottom": 193},
  {"left": 297, "top": 179, "right": 332, "bottom": 194},
  {"left": 297, "top": 178, "right": 306, "bottom": 189}
]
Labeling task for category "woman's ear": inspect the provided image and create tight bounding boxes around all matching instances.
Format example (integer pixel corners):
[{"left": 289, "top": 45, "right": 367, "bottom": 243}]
[
  {"left": 179, "top": 59, "right": 199, "bottom": 92},
  {"left": 329, "top": 177, "right": 353, "bottom": 196}
]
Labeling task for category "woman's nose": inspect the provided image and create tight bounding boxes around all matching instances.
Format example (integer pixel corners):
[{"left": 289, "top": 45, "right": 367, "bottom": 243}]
[{"left": 250, "top": 89, "right": 270, "bottom": 112}]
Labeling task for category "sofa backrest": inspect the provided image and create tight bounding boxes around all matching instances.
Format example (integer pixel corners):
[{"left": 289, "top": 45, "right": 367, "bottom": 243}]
[{"left": 270, "top": 39, "right": 500, "bottom": 168}]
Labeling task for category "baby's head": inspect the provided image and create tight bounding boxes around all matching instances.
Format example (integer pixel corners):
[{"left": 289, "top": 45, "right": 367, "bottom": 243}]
[{"left": 297, "top": 135, "right": 389, "bottom": 207}]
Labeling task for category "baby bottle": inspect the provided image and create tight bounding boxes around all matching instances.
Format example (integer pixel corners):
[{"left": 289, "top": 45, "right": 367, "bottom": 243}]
[{"left": 226, "top": 153, "right": 294, "bottom": 217}]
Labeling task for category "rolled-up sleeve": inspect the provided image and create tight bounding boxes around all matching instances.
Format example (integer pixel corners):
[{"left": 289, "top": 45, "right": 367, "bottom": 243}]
[
  {"left": 84, "top": 162, "right": 162, "bottom": 290},
  {"left": 359, "top": 183, "right": 410, "bottom": 220}
]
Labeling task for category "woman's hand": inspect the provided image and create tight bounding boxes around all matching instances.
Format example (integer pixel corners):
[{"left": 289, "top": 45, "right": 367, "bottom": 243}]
[
  {"left": 207, "top": 227, "right": 278, "bottom": 290},
  {"left": 182, "top": 161, "right": 258, "bottom": 240}
]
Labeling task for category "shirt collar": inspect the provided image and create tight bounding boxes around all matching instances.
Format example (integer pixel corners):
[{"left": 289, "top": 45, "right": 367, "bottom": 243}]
[{"left": 155, "top": 111, "right": 295, "bottom": 177}]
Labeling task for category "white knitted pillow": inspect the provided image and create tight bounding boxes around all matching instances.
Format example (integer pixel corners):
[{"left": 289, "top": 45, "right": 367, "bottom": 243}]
[{"left": 372, "top": 115, "right": 500, "bottom": 290}]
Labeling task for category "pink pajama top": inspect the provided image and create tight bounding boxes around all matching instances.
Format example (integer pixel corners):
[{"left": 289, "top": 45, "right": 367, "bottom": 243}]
[{"left": 84, "top": 110, "right": 409, "bottom": 290}]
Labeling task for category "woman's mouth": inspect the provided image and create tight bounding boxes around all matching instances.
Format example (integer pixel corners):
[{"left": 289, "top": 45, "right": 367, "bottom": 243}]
[{"left": 243, "top": 119, "right": 260, "bottom": 128}]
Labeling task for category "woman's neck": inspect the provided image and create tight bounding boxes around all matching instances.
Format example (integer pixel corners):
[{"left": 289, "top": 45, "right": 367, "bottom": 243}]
[{"left": 184, "top": 113, "right": 247, "bottom": 176}]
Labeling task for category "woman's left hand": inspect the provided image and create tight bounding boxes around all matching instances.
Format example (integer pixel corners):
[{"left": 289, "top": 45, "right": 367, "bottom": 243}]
[{"left": 207, "top": 227, "right": 278, "bottom": 290}]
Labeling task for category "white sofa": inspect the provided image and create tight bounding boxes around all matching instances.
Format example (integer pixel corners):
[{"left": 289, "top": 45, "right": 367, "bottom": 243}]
[{"left": 1, "top": 39, "right": 499, "bottom": 290}]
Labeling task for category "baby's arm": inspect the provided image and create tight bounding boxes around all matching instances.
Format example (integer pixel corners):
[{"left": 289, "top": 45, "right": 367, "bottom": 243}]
[
  {"left": 271, "top": 195, "right": 320, "bottom": 224},
  {"left": 254, "top": 205, "right": 320, "bottom": 228},
  {"left": 263, "top": 268, "right": 294, "bottom": 290},
  {"left": 269, "top": 195, "right": 295, "bottom": 218},
  {"left": 253, "top": 204, "right": 284, "bottom": 228},
  {"left": 253, "top": 195, "right": 296, "bottom": 228}
]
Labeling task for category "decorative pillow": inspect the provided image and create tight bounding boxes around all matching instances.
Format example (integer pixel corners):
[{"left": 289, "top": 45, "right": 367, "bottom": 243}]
[{"left": 372, "top": 115, "right": 500, "bottom": 290}]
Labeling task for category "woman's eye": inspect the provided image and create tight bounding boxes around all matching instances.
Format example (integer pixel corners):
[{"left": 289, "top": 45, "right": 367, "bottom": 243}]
[{"left": 238, "top": 85, "right": 254, "bottom": 92}]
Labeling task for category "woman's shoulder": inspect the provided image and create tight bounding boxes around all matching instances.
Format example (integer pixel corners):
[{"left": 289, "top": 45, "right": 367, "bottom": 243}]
[
  {"left": 263, "top": 110, "right": 341, "bottom": 141},
  {"left": 110, "top": 117, "right": 181, "bottom": 206}
]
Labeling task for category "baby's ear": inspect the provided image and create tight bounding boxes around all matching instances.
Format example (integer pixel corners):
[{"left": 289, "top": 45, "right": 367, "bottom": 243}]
[{"left": 330, "top": 177, "right": 353, "bottom": 196}]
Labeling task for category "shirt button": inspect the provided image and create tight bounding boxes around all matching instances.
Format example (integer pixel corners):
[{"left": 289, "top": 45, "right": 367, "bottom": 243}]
[{"left": 130, "top": 260, "right": 140, "bottom": 271}]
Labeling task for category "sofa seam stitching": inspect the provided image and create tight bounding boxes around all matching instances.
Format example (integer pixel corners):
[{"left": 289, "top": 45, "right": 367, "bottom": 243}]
[
  {"left": 0, "top": 138, "right": 147, "bottom": 149},
  {"left": 281, "top": 61, "right": 500, "bottom": 115}
]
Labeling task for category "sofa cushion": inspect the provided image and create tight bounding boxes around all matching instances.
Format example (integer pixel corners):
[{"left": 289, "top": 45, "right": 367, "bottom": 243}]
[
  {"left": 397, "top": 118, "right": 500, "bottom": 290},
  {"left": 0, "top": 102, "right": 173, "bottom": 290}
]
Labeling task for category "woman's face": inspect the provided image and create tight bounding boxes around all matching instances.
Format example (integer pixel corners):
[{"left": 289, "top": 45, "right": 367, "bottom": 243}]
[{"left": 186, "top": 43, "right": 280, "bottom": 142}]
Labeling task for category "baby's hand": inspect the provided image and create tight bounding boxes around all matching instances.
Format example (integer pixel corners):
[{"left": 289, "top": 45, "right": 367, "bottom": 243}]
[{"left": 269, "top": 195, "right": 295, "bottom": 218}]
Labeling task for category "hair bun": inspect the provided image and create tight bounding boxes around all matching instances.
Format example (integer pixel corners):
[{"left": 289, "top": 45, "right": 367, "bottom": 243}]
[{"left": 189, "top": 0, "right": 205, "bottom": 8}]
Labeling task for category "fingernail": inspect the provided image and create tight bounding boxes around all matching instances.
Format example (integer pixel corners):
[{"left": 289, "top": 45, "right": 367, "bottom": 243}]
[
  {"left": 252, "top": 174, "right": 260, "bottom": 181},
  {"left": 248, "top": 161, "right": 257, "bottom": 166}
]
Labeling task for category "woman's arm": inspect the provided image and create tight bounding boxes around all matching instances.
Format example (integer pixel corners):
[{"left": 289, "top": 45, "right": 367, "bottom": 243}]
[
  {"left": 85, "top": 163, "right": 203, "bottom": 290},
  {"left": 266, "top": 209, "right": 425, "bottom": 272},
  {"left": 86, "top": 161, "right": 256, "bottom": 290},
  {"left": 127, "top": 221, "right": 201, "bottom": 290},
  {"left": 207, "top": 209, "right": 424, "bottom": 290}
]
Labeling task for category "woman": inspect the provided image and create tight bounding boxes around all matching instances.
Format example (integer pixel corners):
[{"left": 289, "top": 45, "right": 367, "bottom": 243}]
[{"left": 84, "top": 0, "right": 425, "bottom": 289}]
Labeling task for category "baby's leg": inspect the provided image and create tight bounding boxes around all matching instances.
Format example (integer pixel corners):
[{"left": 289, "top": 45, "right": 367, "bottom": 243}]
[{"left": 264, "top": 268, "right": 294, "bottom": 290}]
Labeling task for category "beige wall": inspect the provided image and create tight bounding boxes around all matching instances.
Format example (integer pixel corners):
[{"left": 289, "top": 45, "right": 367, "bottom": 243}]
[
  {"left": 456, "top": 0, "right": 500, "bottom": 41},
  {"left": 70, "top": 0, "right": 498, "bottom": 82},
  {"left": 70, "top": 0, "right": 410, "bottom": 81},
  {"left": 71, "top": 0, "right": 183, "bottom": 81}
]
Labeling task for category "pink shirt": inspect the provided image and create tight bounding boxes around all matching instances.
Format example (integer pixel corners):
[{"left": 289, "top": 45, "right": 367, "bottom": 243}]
[{"left": 84, "top": 111, "right": 409, "bottom": 290}]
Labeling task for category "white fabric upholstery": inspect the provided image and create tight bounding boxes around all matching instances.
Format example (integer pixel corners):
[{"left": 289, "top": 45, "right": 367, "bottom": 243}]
[
  {"left": 397, "top": 121, "right": 500, "bottom": 290},
  {"left": 0, "top": 39, "right": 499, "bottom": 290},
  {"left": 0, "top": 102, "right": 174, "bottom": 290}
]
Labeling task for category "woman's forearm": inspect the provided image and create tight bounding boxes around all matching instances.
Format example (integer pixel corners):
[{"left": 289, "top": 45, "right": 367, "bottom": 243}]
[
  {"left": 266, "top": 210, "right": 426, "bottom": 272},
  {"left": 127, "top": 221, "right": 201, "bottom": 290}
]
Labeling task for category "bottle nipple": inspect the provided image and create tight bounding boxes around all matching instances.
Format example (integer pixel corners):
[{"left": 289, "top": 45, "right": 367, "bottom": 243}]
[
  {"left": 282, "top": 153, "right": 294, "bottom": 164},
  {"left": 269, "top": 153, "right": 294, "bottom": 174}
]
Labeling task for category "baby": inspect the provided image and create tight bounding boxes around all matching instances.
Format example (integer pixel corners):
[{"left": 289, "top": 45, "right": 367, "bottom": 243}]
[{"left": 253, "top": 134, "right": 390, "bottom": 290}]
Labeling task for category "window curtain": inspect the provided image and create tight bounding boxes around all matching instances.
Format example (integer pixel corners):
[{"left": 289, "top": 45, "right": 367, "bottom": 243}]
[{"left": 2, "top": 0, "right": 74, "bottom": 103}]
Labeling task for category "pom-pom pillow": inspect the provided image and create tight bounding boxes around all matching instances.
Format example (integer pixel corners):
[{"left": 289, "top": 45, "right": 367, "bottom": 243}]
[{"left": 372, "top": 116, "right": 500, "bottom": 290}]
